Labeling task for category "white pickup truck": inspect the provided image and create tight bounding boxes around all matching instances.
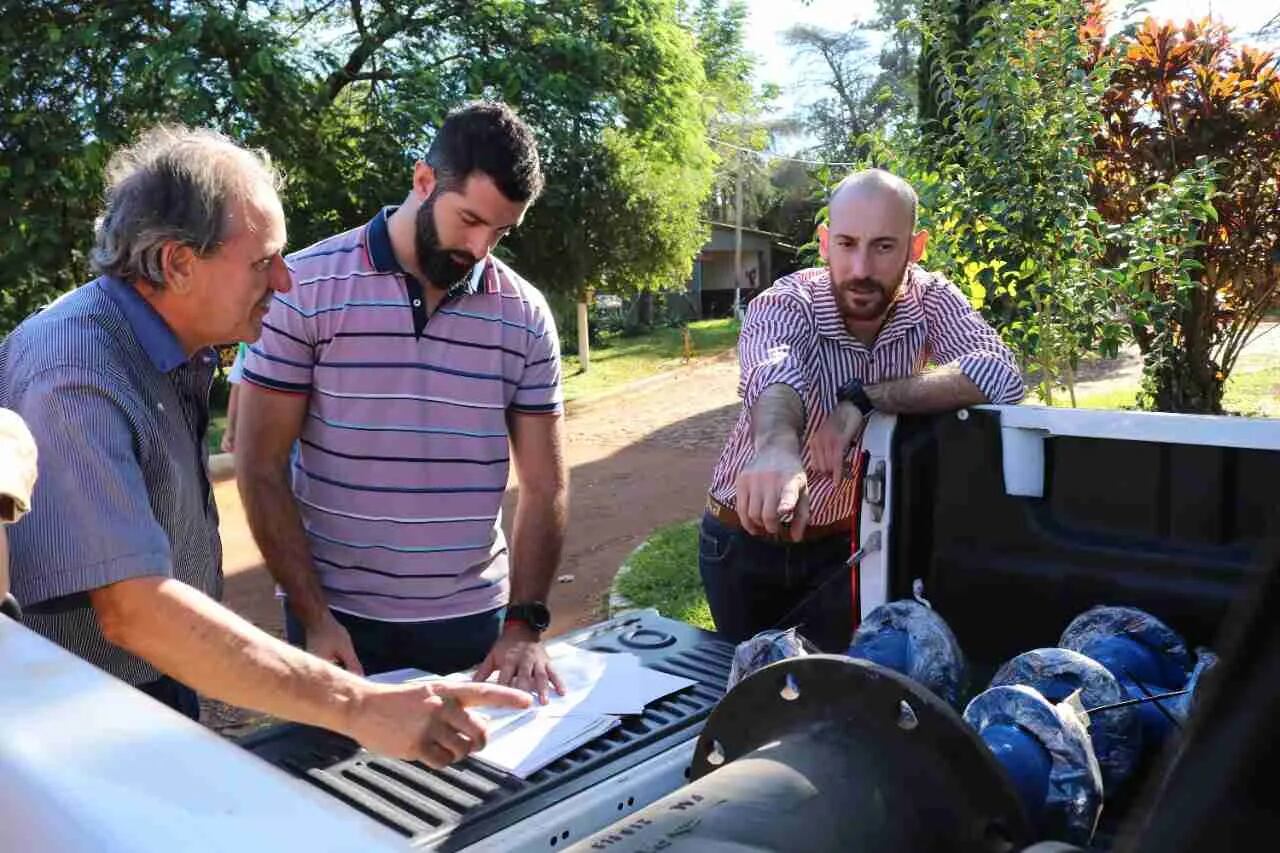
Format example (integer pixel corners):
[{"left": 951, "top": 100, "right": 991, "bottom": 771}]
[{"left": 2, "top": 405, "right": 1277, "bottom": 852}]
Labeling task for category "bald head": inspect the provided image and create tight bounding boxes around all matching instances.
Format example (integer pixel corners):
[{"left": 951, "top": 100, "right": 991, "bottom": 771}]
[
  {"left": 830, "top": 169, "right": 918, "bottom": 235},
  {"left": 819, "top": 169, "right": 928, "bottom": 326}
]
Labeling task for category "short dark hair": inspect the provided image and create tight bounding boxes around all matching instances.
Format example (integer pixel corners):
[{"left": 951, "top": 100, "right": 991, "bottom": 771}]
[{"left": 425, "top": 101, "right": 543, "bottom": 203}]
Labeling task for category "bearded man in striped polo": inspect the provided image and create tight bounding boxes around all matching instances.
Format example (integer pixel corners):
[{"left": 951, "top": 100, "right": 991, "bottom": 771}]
[
  {"left": 702, "top": 170, "right": 1026, "bottom": 652},
  {"left": 236, "top": 102, "right": 568, "bottom": 702}
]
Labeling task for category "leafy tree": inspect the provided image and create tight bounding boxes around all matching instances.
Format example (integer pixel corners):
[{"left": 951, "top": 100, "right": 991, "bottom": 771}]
[
  {"left": 868, "top": 0, "right": 921, "bottom": 126},
  {"left": 1, "top": 1, "right": 730, "bottom": 347},
  {"left": 757, "top": 159, "right": 829, "bottom": 257},
  {"left": 1091, "top": 18, "right": 1280, "bottom": 412},
  {"left": 916, "top": 0, "right": 982, "bottom": 144},
  {"left": 444, "top": 1, "right": 715, "bottom": 305},
  {"left": 693, "top": 0, "right": 793, "bottom": 308},
  {"left": 0, "top": 1, "right": 311, "bottom": 330},
  {"left": 784, "top": 0, "right": 917, "bottom": 162},
  {"left": 784, "top": 24, "right": 878, "bottom": 160},
  {"left": 904, "top": 0, "right": 1113, "bottom": 403},
  {"left": 683, "top": 0, "right": 753, "bottom": 113}
]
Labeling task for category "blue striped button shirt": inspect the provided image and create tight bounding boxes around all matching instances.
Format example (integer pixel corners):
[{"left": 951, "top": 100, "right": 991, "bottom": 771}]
[
  {"left": 0, "top": 278, "right": 221, "bottom": 685},
  {"left": 709, "top": 265, "right": 1026, "bottom": 526}
]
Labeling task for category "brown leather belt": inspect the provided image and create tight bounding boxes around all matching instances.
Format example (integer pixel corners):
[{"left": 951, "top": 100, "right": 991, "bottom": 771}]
[{"left": 705, "top": 494, "right": 852, "bottom": 543}]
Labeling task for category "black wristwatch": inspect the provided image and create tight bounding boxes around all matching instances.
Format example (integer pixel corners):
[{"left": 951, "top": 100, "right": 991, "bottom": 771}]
[
  {"left": 506, "top": 601, "right": 552, "bottom": 632},
  {"left": 836, "top": 377, "right": 875, "bottom": 416}
]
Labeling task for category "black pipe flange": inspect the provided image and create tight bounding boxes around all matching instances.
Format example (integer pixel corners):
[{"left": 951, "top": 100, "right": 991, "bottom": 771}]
[{"left": 568, "top": 655, "right": 1034, "bottom": 852}]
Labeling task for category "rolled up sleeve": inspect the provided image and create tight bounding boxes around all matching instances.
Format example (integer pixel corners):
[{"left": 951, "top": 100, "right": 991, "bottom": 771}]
[
  {"left": 737, "top": 291, "right": 817, "bottom": 410},
  {"left": 7, "top": 367, "right": 171, "bottom": 606},
  {"left": 923, "top": 279, "right": 1026, "bottom": 405}
]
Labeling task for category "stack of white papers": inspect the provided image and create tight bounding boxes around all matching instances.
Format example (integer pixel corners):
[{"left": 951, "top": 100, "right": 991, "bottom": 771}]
[{"left": 367, "top": 644, "right": 696, "bottom": 778}]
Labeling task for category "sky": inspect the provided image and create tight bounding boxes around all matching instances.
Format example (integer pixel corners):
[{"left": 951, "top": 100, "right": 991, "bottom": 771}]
[{"left": 743, "top": 0, "right": 1279, "bottom": 152}]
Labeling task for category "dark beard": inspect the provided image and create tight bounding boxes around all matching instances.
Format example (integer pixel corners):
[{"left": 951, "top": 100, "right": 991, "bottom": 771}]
[
  {"left": 414, "top": 193, "right": 477, "bottom": 289},
  {"left": 836, "top": 276, "right": 892, "bottom": 321},
  {"left": 834, "top": 258, "right": 909, "bottom": 322}
]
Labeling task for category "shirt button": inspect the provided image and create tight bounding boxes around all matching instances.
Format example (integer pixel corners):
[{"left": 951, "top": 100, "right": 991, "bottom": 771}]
[{"left": 412, "top": 299, "right": 422, "bottom": 308}]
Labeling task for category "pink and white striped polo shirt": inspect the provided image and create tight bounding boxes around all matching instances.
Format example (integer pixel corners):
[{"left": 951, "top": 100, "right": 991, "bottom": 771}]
[{"left": 243, "top": 207, "right": 562, "bottom": 621}]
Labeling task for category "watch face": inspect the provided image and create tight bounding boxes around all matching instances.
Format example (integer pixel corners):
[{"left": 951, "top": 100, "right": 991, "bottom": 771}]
[{"left": 511, "top": 602, "right": 551, "bottom": 630}]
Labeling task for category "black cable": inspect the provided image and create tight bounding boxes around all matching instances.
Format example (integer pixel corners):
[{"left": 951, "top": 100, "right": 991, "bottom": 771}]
[
  {"left": 1086, "top": 687, "right": 1191, "bottom": 715},
  {"left": 770, "top": 532, "right": 880, "bottom": 633},
  {"left": 1123, "top": 668, "right": 1185, "bottom": 730}
]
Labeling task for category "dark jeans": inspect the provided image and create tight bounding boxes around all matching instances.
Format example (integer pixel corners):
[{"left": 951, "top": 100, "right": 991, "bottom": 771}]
[
  {"left": 137, "top": 675, "right": 201, "bottom": 721},
  {"left": 698, "top": 511, "right": 854, "bottom": 653},
  {"left": 284, "top": 604, "right": 502, "bottom": 676}
]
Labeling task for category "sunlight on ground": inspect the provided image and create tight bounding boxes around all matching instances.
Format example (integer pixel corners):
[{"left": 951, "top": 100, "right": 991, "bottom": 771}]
[
  {"left": 561, "top": 319, "right": 740, "bottom": 403},
  {"left": 1048, "top": 366, "right": 1280, "bottom": 417}
]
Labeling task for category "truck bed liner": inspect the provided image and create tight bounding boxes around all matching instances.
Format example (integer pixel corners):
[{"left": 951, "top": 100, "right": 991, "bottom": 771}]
[{"left": 240, "top": 612, "right": 733, "bottom": 850}]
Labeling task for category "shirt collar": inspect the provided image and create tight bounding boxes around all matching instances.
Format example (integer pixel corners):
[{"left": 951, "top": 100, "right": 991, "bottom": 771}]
[
  {"left": 99, "top": 276, "right": 190, "bottom": 373},
  {"left": 813, "top": 265, "right": 928, "bottom": 345},
  {"left": 365, "top": 205, "right": 486, "bottom": 296}
]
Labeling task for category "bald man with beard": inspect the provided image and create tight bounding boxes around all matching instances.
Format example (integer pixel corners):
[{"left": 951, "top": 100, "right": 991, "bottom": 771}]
[{"left": 701, "top": 169, "right": 1026, "bottom": 652}]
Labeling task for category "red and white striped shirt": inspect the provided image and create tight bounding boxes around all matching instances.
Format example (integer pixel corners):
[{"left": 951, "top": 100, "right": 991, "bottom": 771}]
[{"left": 709, "top": 265, "right": 1025, "bottom": 526}]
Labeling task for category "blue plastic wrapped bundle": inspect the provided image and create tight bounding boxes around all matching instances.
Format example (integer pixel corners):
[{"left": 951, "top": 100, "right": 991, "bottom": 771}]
[
  {"left": 964, "top": 684, "right": 1104, "bottom": 845},
  {"left": 847, "top": 600, "right": 967, "bottom": 708},
  {"left": 727, "top": 627, "right": 818, "bottom": 691},
  {"left": 991, "top": 648, "right": 1141, "bottom": 790},
  {"left": 1060, "top": 606, "right": 1194, "bottom": 750},
  {"left": 1059, "top": 606, "right": 1191, "bottom": 685}
]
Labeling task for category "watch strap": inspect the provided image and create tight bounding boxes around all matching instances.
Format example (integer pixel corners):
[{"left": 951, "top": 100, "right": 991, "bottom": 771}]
[
  {"left": 837, "top": 378, "right": 875, "bottom": 416},
  {"left": 505, "top": 602, "right": 551, "bottom": 632}
]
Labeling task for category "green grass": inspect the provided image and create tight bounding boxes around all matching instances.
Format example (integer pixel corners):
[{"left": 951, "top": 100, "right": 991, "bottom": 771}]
[
  {"left": 561, "top": 318, "right": 740, "bottom": 403},
  {"left": 1048, "top": 365, "right": 1280, "bottom": 416},
  {"left": 208, "top": 412, "right": 227, "bottom": 454},
  {"left": 613, "top": 519, "right": 714, "bottom": 630},
  {"left": 1223, "top": 366, "right": 1280, "bottom": 418},
  {"left": 1069, "top": 386, "right": 1144, "bottom": 411}
]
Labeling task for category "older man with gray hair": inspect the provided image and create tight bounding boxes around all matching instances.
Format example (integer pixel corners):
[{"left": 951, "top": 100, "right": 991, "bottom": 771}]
[{"left": 0, "top": 125, "right": 528, "bottom": 768}]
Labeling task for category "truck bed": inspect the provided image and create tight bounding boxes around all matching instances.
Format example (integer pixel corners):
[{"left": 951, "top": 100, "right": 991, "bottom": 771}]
[
  {"left": 239, "top": 612, "right": 734, "bottom": 850},
  {"left": 876, "top": 408, "right": 1277, "bottom": 681},
  {"left": 243, "top": 406, "right": 1280, "bottom": 849}
]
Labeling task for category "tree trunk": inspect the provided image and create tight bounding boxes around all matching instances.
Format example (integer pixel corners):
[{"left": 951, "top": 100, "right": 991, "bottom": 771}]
[
  {"left": 577, "top": 301, "right": 590, "bottom": 373},
  {"left": 1147, "top": 287, "right": 1225, "bottom": 413},
  {"left": 1153, "top": 354, "right": 1224, "bottom": 414},
  {"left": 636, "top": 290, "right": 655, "bottom": 328}
]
